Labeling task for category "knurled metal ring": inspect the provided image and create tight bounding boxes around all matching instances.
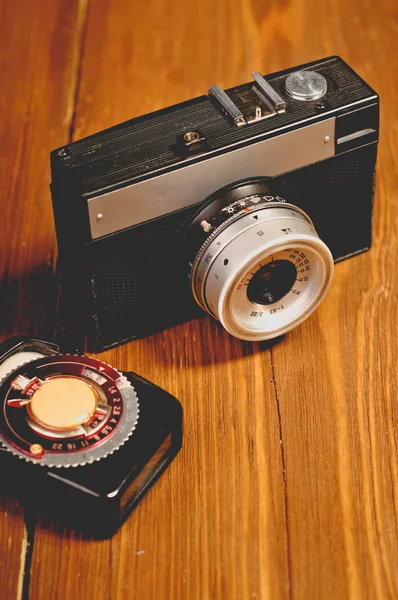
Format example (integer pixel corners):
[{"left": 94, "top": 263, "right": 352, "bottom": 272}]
[{"left": 0, "top": 354, "right": 139, "bottom": 468}]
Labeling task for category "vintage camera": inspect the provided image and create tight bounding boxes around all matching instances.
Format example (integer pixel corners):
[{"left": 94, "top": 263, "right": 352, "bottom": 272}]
[
  {"left": 0, "top": 336, "right": 182, "bottom": 537},
  {"left": 51, "top": 56, "right": 379, "bottom": 351}
]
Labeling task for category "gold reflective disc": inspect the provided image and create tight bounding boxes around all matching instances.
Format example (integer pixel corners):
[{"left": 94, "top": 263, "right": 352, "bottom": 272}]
[{"left": 29, "top": 377, "right": 98, "bottom": 430}]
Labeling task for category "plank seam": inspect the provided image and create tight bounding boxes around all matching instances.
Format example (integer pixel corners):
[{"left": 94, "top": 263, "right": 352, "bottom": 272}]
[
  {"left": 68, "top": 0, "right": 90, "bottom": 143},
  {"left": 270, "top": 348, "right": 292, "bottom": 599},
  {"left": 20, "top": 0, "right": 91, "bottom": 594},
  {"left": 20, "top": 510, "right": 35, "bottom": 600},
  {"left": 16, "top": 524, "right": 28, "bottom": 600}
]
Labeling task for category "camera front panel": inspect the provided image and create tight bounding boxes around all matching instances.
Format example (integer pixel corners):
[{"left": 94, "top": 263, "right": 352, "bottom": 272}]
[
  {"left": 283, "top": 143, "right": 377, "bottom": 261},
  {"left": 80, "top": 142, "right": 376, "bottom": 350},
  {"left": 83, "top": 205, "right": 201, "bottom": 349}
]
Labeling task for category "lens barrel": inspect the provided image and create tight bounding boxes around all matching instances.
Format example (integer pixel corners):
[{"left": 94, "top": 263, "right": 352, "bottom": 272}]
[{"left": 187, "top": 178, "right": 334, "bottom": 341}]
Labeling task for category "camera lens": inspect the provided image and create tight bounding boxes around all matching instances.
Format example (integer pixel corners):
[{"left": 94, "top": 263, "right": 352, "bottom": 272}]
[
  {"left": 188, "top": 178, "right": 334, "bottom": 341},
  {"left": 247, "top": 260, "right": 297, "bottom": 306}
]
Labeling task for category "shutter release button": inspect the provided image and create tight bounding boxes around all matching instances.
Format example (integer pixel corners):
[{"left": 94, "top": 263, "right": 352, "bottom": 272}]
[{"left": 285, "top": 70, "right": 327, "bottom": 101}]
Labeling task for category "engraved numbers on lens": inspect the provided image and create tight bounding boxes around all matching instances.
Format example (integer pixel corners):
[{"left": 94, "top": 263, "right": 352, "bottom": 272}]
[
  {"left": 226, "top": 243, "right": 322, "bottom": 336},
  {"left": 242, "top": 247, "right": 313, "bottom": 315},
  {"left": 270, "top": 305, "right": 284, "bottom": 315},
  {"left": 250, "top": 311, "right": 264, "bottom": 318},
  {"left": 247, "top": 258, "right": 298, "bottom": 306}
]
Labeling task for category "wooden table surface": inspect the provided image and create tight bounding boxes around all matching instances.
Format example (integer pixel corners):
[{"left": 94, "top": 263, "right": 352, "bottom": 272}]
[{"left": 0, "top": 0, "right": 397, "bottom": 598}]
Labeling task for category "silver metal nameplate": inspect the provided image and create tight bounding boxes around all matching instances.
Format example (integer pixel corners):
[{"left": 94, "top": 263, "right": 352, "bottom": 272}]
[{"left": 88, "top": 118, "right": 336, "bottom": 239}]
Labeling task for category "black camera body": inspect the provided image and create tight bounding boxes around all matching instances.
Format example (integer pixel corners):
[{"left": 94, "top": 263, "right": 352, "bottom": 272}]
[{"left": 51, "top": 56, "right": 379, "bottom": 351}]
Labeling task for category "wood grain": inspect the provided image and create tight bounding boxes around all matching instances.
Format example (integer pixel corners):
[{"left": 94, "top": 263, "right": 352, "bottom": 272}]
[
  {"left": 0, "top": 1, "right": 86, "bottom": 598},
  {"left": 1, "top": 0, "right": 398, "bottom": 598},
  {"left": 266, "top": 2, "right": 398, "bottom": 597}
]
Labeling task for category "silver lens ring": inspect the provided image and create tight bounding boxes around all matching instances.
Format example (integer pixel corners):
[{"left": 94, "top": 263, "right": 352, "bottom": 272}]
[{"left": 191, "top": 202, "right": 334, "bottom": 341}]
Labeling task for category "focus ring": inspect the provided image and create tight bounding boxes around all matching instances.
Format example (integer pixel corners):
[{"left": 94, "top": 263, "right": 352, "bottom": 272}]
[{"left": 190, "top": 202, "right": 311, "bottom": 310}]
